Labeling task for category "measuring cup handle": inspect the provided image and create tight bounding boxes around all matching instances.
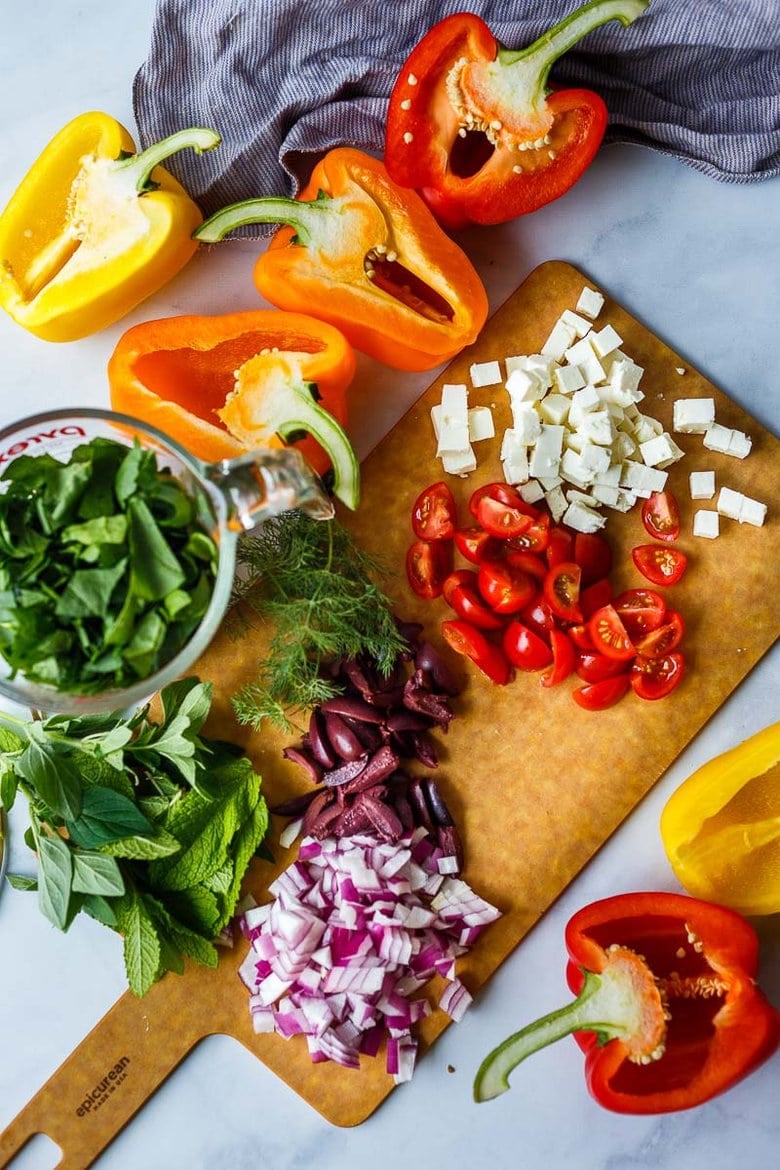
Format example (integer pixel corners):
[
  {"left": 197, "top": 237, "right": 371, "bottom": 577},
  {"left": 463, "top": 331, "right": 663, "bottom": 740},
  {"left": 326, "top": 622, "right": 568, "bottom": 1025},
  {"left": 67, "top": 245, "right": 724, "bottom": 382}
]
[{"left": 205, "top": 447, "right": 334, "bottom": 533}]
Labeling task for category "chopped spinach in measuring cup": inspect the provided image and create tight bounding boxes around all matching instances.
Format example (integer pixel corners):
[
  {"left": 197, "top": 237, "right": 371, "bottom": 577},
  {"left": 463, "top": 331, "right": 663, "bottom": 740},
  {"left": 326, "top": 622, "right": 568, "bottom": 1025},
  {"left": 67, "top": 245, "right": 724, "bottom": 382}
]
[{"left": 0, "top": 437, "right": 218, "bottom": 693}]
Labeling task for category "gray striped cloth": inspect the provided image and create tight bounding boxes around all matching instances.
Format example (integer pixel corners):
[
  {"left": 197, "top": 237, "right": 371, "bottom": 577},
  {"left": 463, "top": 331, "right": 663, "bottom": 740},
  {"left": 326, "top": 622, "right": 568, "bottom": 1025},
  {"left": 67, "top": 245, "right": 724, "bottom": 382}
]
[{"left": 133, "top": 0, "right": 780, "bottom": 235}]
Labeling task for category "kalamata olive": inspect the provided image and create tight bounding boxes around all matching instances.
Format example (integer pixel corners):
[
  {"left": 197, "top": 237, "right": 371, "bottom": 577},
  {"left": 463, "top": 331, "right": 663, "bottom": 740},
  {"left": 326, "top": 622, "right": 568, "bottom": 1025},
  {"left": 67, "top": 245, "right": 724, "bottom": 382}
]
[
  {"left": 308, "top": 707, "right": 337, "bottom": 768},
  {"left": 323, "top": 711, "right": 365, "bottom": 760}
]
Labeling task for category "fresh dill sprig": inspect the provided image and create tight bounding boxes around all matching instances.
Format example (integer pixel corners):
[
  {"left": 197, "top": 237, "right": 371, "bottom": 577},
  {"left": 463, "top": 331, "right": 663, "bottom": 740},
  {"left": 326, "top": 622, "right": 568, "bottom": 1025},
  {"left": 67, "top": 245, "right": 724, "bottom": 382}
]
[{"left": 229, "top": 512, "right": 407, "bottom": 732}]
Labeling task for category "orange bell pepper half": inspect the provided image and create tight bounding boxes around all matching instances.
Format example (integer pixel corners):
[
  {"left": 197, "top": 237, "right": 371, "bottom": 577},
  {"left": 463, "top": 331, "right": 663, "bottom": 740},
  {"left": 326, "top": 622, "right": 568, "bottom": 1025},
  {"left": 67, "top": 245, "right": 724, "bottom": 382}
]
[
  {"left": 108, "top": 310, "right": 360, "bottom": 507},
  {"left": 193, "top": 148, "right": 488, "bottom": 372}
]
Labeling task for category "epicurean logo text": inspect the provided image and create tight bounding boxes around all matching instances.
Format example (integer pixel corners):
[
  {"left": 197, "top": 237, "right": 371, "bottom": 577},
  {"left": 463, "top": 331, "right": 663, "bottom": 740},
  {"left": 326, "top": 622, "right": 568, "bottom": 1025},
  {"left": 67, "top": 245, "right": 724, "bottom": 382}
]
[
  {"left": 76, "top": 1056, "right": 131, "bottom": 1117},
  {"left": 0, "top": 424, "right": 86, "bottom": 464}
]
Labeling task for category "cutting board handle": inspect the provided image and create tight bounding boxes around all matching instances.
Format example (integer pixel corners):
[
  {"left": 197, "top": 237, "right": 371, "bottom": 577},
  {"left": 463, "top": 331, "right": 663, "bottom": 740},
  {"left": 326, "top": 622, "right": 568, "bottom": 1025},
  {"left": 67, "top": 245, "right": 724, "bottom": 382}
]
[{"left": 0, "top": 971, "right": 214, "bottom": 1170}]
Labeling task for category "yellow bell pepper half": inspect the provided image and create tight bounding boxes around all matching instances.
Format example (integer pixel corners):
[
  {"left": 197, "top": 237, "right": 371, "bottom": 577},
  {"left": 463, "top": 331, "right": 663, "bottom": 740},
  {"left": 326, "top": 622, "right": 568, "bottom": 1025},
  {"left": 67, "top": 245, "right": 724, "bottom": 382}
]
[
  {"left": 660, "top": 722, "right": 780, "bottom": 917},
  {"left": 0, "top": 112, "right": 220, "bottom": 342}
]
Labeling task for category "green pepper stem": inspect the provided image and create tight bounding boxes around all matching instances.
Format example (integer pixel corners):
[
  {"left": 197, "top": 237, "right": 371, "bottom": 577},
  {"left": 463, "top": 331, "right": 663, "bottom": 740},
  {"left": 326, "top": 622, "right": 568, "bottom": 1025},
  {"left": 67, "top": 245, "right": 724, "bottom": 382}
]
[
  {"left": 498, "top": 0, "right": 649, "bottom": 93},
  {"left": 193, "top": 194, "right": 336, "bottom": 246},
  {"left": 473, "top": 964, "right": 646, "bottom": 1102},
  {"left": 113, "top": 127, "right": 222, "bottom": 194}
]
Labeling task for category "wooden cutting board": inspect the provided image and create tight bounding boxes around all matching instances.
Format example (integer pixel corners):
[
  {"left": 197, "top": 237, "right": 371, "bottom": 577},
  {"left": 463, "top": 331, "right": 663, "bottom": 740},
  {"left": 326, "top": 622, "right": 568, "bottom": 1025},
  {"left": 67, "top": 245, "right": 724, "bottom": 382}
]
[{"left": 2, "top": 261, "right": 778, "bottom": 1170}]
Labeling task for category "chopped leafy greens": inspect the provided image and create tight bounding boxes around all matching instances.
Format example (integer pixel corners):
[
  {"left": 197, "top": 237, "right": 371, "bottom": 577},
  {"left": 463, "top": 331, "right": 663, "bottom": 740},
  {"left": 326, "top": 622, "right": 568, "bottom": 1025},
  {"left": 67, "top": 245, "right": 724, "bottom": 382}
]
[
  {"left": 0, "top": 679, "right": 269, "bottom": 996},
  {"left": 0, "top": 437, "right": 217, "bottom": 694}
]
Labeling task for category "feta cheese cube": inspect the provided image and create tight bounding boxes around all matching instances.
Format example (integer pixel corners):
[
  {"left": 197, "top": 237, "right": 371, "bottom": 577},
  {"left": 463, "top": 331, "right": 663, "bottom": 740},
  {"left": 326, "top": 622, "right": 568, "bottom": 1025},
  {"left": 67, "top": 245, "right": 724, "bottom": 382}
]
[
  {"left": 566, "top": 489, "right": 600, "bottom": 509},
  {"left": 591, "top": 483, "right": 620, "bottom": 506},
  {"left": 510, "top": 403, "right": 542, "bottom": 444},
  {"left": 610, "top": 488, "right": 638, "bottom": 512},
  {"left": 727, "top": 429, "right": 752, "bottom": 459},
  {"left": 639, "top": 432, "right": 684, "bottom": 469},
  {"left": 563, "top": 501, "right": 606, "bottom": 533},
  {"left": 693, "top": 510, "right": 720, "bottom": 539},
  {"left": 578, "top": 410, "right": 615, "bottom": 446},
  {"left": 689, "top": 470, "right": 715, "bottom": 499},
  {"left": 609, "top": 357, "right": 644, "bottom": 396},
  {"left": 541, "top": 318, "right": 577, "bottom": 361},
  {"left": 560, "top": 447, "right": 593, "bottom": 489},
  {"left": 568, "top": 384, "right": 601, "bottom": 427},
  {"left": 673, "top": 397, "right": 715, "bottom": 434},
  {"left": 506, "top": 366, "right": 546, "bottom": 404},
  {"left": 564, "top": 429, "right": 586, "bottom": 453},
  {"left": 590, "top": 324, "right": 623, "bottom": 359},
  {"left": 560, "top": 309, "right": 592, "bottom": 339},
  {"left": 739, "top": 494, "right": 767, "bottom": 527},
  {"left": 564, "top": 337, "right": 606, "bottom": 385},
  {"left": 468, "top": 406, "right": 495, "bottom": 442},
  {"left": 538, "top": 475, "right": 562, "bottom": 490},
  {"left": 506, "top": 353, "right": 555, "bottom": 387},
  {"left": 470, "top": 360, "right": 502, "bottom": 388},
  {"left": 518, "top": 479, "right": 545, "bottom": 504},
  {"left": 613, "top": 431, "right": 638, "bottom": 461},
  {"left": 544, "top": 485, "right": 569, "bottom": 522},
  {"left": 435, "top": 384, "right": 469, "bottom": 456},
  {"left": 538, "top": 393, "right": 571, "bottom": 426},
  {"left": 578, "top": 442, "right": 612, "bottom": 478},
  {"left": 528, "top": 424, "right": 565, "bottom": 478},
  {"left": 592, "top": 462, "right": 622, "bottom": 487},
  {"left": 621, "top": 461, "right": 668, "bottom": 496},
  {"left": 553, "top": 364, "right": 586, "bottom": 395},
  {"left": 717, "top": 486, "right": 744, "bottom": 521},
  {"left": 702, "top": 423, "right": 732, "bottom": 454},
  {"left": 502, "top": 456, "right": 529, "bottom": 485},
  {"left": 442, "top": 446, "right": 477, "bottom": 475},
  {"left": 500, "top": 428, "right": 528, "bottom": 463},
  {"left": 575, "top": 286, "right": 605, "bottom": 319}
]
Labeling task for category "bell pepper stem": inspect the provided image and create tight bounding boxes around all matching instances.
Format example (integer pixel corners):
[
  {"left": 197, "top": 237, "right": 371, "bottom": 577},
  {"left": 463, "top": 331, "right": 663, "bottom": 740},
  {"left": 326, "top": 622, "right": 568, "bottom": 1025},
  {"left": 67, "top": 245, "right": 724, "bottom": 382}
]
[
  {"left": 498, "top": 0, "right": 649, "bottom": 96},
  {"left": 194, "top": 194, "right": 337, "bottom": 246},
  {"left": 114, "top": 127, "right": 222, "bottom": 194}
]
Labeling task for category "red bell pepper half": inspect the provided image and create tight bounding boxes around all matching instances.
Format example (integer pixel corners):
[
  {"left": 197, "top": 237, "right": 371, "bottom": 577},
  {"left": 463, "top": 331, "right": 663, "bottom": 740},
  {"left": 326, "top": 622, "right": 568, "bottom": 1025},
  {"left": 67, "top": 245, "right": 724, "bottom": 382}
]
[
  {"left": 474, "top": 892, "right": 779, "bottom": 1114},
  {"left": 385, "top": 0, "right": 649, "bottom": 230}
]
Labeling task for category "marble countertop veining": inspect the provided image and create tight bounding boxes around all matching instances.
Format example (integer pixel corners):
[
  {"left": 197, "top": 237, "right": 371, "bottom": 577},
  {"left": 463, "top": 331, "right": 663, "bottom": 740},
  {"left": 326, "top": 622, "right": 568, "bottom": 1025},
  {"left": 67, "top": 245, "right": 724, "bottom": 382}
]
[{"left": 0, "top": 4, "right": 778, "bottom": 1169}]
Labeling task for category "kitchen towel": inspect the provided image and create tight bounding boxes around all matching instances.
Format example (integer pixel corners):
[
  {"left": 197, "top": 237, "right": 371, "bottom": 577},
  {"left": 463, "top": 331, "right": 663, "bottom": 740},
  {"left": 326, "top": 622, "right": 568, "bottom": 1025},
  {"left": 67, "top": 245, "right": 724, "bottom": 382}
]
[{"left": 133, "top": 0, "right": 780, "bottom": 232}]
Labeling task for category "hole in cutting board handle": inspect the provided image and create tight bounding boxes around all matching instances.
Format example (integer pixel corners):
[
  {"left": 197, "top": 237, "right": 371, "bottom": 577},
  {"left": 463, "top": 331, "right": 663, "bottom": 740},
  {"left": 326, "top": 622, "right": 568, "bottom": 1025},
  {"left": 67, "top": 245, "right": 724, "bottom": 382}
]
[{"left": 5, "top": 1133, "right": 61, "bottom": 1170}]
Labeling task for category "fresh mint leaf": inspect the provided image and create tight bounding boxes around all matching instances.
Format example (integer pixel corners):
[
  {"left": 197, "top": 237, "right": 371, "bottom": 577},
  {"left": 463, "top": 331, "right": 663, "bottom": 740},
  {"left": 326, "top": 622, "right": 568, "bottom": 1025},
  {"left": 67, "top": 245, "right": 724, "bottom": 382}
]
[
  {"left": 127, "top": 497, "right": 185, "bottom": 601},
  {"left": 82, "top": 893, "right": 118, "bottom": 927},
  {"left": 116, "top": 892, "right": 162, "bottom": 997},
  {"left": 159, "top": 678, "right": 212, "bottom": 735},
  {"left": 216, "top": 797, "right": 269, "bottom": 934},
  {"left": 144, "top": 894, "right": 219, "bottom": 968},
  {"left": 99, "top": 828, "right": 181, "bottom": 861},
  {"left": 162, "top": 886, "right": 221, "bottom": 937},
  {"left": 66, "top": 786, "right": 152, "bottom": 849},
  {"left": 37, "top": 832, "right": 73, "bottom": 930},
  {"left": 6, "top": 873, "right": 38, "bottom": 892},
  {"left": 71, "top": 852, "right": 125, "bottom": 897},
  {"left": 15, "top": 738, "right": 83, "bottom": 821}
]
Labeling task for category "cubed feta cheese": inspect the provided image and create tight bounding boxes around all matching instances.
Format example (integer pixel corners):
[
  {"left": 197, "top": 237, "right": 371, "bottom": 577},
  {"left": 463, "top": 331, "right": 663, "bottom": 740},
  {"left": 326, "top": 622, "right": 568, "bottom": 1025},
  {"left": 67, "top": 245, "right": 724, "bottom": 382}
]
[
  {"left": 621, "top": 460, "right": 668, "bottom": 496},
  {"left": 528, "top": 424, "right": 565, "bottom": 478},
  {"left": 541, "top": 318, "right": 577, "bottom": 361},
  {"left": 553, "top": 364, "right": 586, "bottom": 395},
  {"left": 613, "top": 431, "right": 638, "bottom": 461},
  {"left": 568, "top": 384, "right": 601, "bottom": 427},
  {"left": 609, "top": 357, "right": 644, "bottom": 396},
  {"left": 510, "top": 403, "right": 542, "bottom": 444},
  {"left": 564, "top": 337, "right": 606, "bottom": 385},
  {"left": 468, "top": 406, "right": 495, "bottom": 442},
  {"left": 500, "top": 428, "right": 527, "bottom": 463},
  {"left": 560, "top": 309, "right": 592, "bottom": 339},
  {"left": 578, "top": 410, "right": 614, "bottom": 446},
  {"left": 578, "top": 442, "right": 612, "bottom": 477},
  {"left": 544, "top": 485, "right": 569, "bottom": 522},
  {"left": 592, "top": 462, "right": 622, "bottom": 487},
  {"left": 470, "top": 360, "right": 502, "bottom": 388},
  {"left": 566, "top": 489, "right": 600, "bottom": 509},
  {"left": 538, "top": 475, "right": 563, "bottom": 490},
  {"left": 591, "top": 483, "right": 620, "bottom": 506},
  {"left": 560, "top": 447, "right": 593, "bottom": 489},
  {"left": 562, "top": 501, "right": 606, "bottom": 533},
  {"left": 702, "top": 423, "right": 732, "bottom": 454},
  {"left": 441, "top": 446, "right": 477, "bottom": 475},
  {"left": 506, "top": 366, "right": 546, "bottom": 404},
  {"left": 727, "top": 429, "right": 752, "bottom": 459},
  {"left": 435, "top": 384, "right": 469, "bottom": 456},
  {"left": 739, "top": 494, "right": 767, "bottom": 527},
  {"left": 538, "top": 393, "right": 571, "bottom": 426},
  {"left": 502, "top": 455, "right": 529, "bottom": 485},
  {"left": 639, "top": 432, "right": 684, "bottom": 469},
  {"left": 610, "top": 488, "right": 638, "bottom": 512},
  {"left": 689, "top": 470, "right": 715, "bottom": 499},
  {"left": 518, "top": 479, "right": 545, "bottom": 504},
  {"left": 590, "top": 324, "right": 623, "bottom": 359},
  {"left": 673, "top": 397, "right": 715, "bottom": 434},
  {"left": 717, "top": 486, "right": 744, "bottom": 521},
  {"left": 506, "top": 353, "right": 555, "bottom": 388},
  {"left": 693, "top": 510, "right": 720, "bottom": 539},
  {"left": 575, "top": 286, "right": 605, "bottom": 319}
]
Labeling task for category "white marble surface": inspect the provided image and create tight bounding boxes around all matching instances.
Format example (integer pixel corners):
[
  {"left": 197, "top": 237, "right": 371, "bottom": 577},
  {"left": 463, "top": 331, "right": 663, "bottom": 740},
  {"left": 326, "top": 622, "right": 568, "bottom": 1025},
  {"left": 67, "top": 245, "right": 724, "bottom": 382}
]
[{"left": 0, "top": 3, "right": 778, "bottom": 1169}]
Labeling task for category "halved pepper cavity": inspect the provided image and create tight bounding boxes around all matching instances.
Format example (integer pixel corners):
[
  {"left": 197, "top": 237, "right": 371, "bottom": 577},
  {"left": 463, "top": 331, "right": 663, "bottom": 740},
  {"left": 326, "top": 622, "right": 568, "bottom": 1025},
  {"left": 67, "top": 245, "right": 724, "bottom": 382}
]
[
  {"left": 661, "top": 723, "right": 780, "bottom": 917},
  {"left": 194, "top": 147, "right": 488, "bottom": 371},
  {"left": 385, "top": 0, "right": 649, "bottom": 229},
  {"left": 474, "top": 893, "right": 779, "bottom": 1114},
  {"left": 0, "top": 112, "right": 220, "bottom": 341},
  {"left": 108, "top": 310, "right": 360, "bottom": 508}
]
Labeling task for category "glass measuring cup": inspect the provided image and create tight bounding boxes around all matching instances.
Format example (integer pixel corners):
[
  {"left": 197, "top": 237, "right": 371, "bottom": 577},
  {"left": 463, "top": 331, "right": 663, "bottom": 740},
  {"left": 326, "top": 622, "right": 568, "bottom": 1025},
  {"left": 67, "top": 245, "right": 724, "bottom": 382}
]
[{"left": 0, "top": 407, "right": 334, "bottom": 714}]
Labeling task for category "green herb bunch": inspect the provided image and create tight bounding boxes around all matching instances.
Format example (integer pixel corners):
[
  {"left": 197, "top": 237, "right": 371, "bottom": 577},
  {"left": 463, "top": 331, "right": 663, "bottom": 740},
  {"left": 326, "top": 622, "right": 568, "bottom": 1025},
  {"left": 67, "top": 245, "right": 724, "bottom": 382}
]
[
  {"left": 230, "top": 512, "right": 407, "bottom": 731},
  {"left": 0, "top": 437, "right": 218, "bottom": 694},
  {"left": 0, "top": 678, "right": 269, "bottom": 996}
]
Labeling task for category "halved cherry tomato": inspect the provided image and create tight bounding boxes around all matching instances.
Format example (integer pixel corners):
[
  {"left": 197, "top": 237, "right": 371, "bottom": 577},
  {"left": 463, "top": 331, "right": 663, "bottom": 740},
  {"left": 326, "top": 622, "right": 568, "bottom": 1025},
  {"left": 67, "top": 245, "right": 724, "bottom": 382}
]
[
  {"left": 630, "top": 651, "right": 685, "bottom": 700},
  {"left": 411, "top": 481, "right": 457, "bottom": 541},
  {"left": 634, "top": 610, "right": 685, "bottom": 658},
  {"left": 574, "top": 531, "right": 612, "bottom": 585},
  {"left": 406, "top": 539, "right": 452, "bottom": 600},
  {"left": 443, "top": 569, "right": 478, "bottom": 604},
  {"left": 573, "top": 674, "right": 631, "bottom": 711},
  {"left": 543, "top": 562, "right": 582, "bottom": 623},
  {"left": 441, "top": 619, "right": 512, "bottom": 685},
  {"left": 541, "top": 628, "right": 575, "bottom": 687},
  {"left": 468, "top": 482, "right": 538, "bottom": 520},
  {"left": 476, "top": 495, "right": 533, "bottom": 539},
  {"left": 478, "top": 559, "right": 537, "bottom": 615},
  {"left": 507, "top": 511, "right": 550, "bottom": 553},
  {"left": 503, "top": 621, "right": 554, "bottom": 671},
  {"left": 575, "top": 651, "right": 632, "bottom": 684},
  {"left": 567, "top": 623, "right": 595, "bottom": 651},
  {"left": 521, "top": 598, "right": 556, "bottom": 642},
  {"left": 632, "top": 544, "right": 688, "bottom": 586},
  {"left": 447, "top": 582, "right": 505, "bottom": 630},
  {"left": 588, "top": 604, "right": 636, "bottom": 662},
  {"left": 580, "top": 577, "right": 612, "bottom": 620},
  {"left": 641, "top": 490, "right": 681, "bottom": 543},
  {"left": 546, "top": 525, "right": 574, "bottom": 569},
  {"left": 454, "top": 526, "right": 501, "bottom": 564},
  {"left": 612, "top": 588, "right": 667, "bottom": 638},
  {"left": 505, "top": 549, "right": 548, "bottom": 582}
]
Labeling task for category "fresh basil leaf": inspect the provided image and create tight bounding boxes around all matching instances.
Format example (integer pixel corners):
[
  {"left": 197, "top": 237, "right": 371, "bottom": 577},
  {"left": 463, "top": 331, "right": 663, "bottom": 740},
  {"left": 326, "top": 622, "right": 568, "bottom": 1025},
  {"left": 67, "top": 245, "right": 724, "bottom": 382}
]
[
  {"left": 37, "top": 832, "right": 73, "bottom": 930},
  {"left": 127, "top": 497, "right": 185, "bottom": 601},
  {"left": 66, "top": 786, "right": 152, "bottom": 849},
  {"left": 71, "top": 851, "right": 125, "bottom": 896},
  {"left": 82, "top": 893, "right": 118, "bottom": 927},
  {"left": 15, "top": 739, "right": 83, "bottom": 821},
  {"left": 55, "top": 559, "right": 127, "bottom": 619},
  {"left": 116, "top": 892, "right": 161, "bottom": 997},
  {"left": 6, "top": 873, "right": 38, "bottom": 891}
]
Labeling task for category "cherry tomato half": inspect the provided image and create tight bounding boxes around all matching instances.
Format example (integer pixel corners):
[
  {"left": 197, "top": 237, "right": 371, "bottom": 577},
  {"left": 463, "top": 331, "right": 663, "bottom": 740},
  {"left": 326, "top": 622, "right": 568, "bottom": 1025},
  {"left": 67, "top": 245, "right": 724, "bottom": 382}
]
[
  {"left": 447, "top": 582, "right": 505, "bottom": 631},
  {"left": 454, "top": 526, "right": 501, "bottom": 565},
  {"left": 580, "top": 577, "right": 612, "bottom": 621},
  {"left": 632, "top": 544, "right": 688, "bottom": 586},
  {"left": 543, "top": 562, "right": 583, "bottom": 623},
  {"left": 441, "top": 619, "right": 512, "bottom": 685},
  {"left": 541, "top": 628, "right": 575, "bottom": 687},
  {"left": 468, "top": 482, "right": 537, "bottom": 520},
  {"left": 546, "top": 525, "right": 575, "bottom": 569},
  {"left": 630, "top": 651, "right": 685, "bottom": 700},
  {"left": 411, "top": 481, "right": 457, "bottom": 541},
  {"left": 588, "top": 604, "right": 636, "bottom": 662},
  {"left": 503, "top": 621, "right": 554, "bottom": 671},
  {"left": 521, "top": 598, "right": 556, "bottom": 642},
  {"left": 641, "top": 490, "right": 681, "bottom": 543},
  {"left": 506, "top": 549, "right": 548, "bottom": 582},
  {"left": 476, "top": 495, "right": 533, "bottom": 539},
  {"left": 507, "top": 511, "right": 550, "bottom": 553},
  {"left": 575, "top": 651, "right": 632, "bottom": 684},
  {"left": 574, "top": 531, "right": 612, "bottom": 586},
  {"left": 573, "top": 674, "right": 631, "bottom": 711},
  {"left": 567, "top": 623, "right": 595, "bottom": 651},
  {"left": 612, "top": 588, "right": 667, "bottom": 638},
  {"left": 406, "top": 539, "right": 452, "bottom": 600},
  {"left": 634, "top": 611, "right": 685, "bottom": 658},
  {"left": 443, "top": 569, "right": 477, "bottom": 604},
  {"left": 478, "top": 560, "right": 538, "bottom": 615}
]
